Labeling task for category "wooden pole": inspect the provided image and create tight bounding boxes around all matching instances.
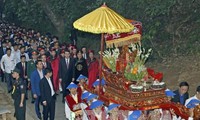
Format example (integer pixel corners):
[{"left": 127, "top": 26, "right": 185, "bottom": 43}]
[{"left": 99, "top": 33, "right": 104, "bottom": 95}]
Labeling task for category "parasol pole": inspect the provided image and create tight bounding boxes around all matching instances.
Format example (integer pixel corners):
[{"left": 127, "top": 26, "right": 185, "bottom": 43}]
[{"left": 99, "top": 33, "right": 104, "bottom": 95}]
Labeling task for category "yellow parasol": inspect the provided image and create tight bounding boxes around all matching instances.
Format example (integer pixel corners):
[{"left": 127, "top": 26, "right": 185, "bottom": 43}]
[
  {"left": 73, "top": 3, "right": 133, "bottom": 94},
  {"left": 73, "top": 4, "right": 133, "bottom": 34}
]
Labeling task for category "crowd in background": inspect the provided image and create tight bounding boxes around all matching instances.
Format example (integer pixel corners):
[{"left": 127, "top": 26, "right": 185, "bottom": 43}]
[
  {"left": 0, "top": 21, "right": 200, "bottom": 120},
  {"left": 0, "top": 21, "right": 99, "bottom": 120}
]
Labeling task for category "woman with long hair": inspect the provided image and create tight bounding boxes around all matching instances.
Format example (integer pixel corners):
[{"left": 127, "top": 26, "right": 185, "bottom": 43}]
[
  {"left": 50, "top": 48, "right": 60, "bottom": 92},
  {"left": 87, "top": 50, "right": 99, "bottom": 88},
  {"left": 74, "top": 50, "right": 88, "bottom": 84}
]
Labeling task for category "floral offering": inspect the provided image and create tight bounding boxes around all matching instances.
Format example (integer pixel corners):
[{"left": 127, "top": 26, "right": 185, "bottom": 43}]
[
  {"left": 124, "top": 43, "right": 152, "bottom": 81},
  {"left": 101, "top": 47, "right": 120, "bottom": 72}
]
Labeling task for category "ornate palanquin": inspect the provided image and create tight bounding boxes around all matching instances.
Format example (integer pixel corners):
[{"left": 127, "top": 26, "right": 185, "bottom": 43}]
[
  {"left": 83, "top": 19, "right": 194, "bottom": 119},
  {"left": 84, "top": 72, "right": 190, "bottom": 119},
  {"left": 194, "top": 105, "right": 200, "bottom": 120},
  {"left": 105, "top": 20, "right": 142, "bottom": 48}
]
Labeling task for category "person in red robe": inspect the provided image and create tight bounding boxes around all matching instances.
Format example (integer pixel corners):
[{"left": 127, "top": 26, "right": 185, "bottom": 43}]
[
  {"left": 76, "top": 74, "right": 87, "bottom": 94},
  {"left": 86, "top": 100, "right": 106, "bottom": 120},
  {"left": 87, "top": 93, "right": 98, "bottom": 106},
  {"left": 81, "top": 90, "right": 90, "bottom": 104},
  {"left": 93, "top": 79, "right": 106, "bottom": 94},
  {"left": 50, "top": 48, "right": 60, "bottom": 92},
  {"left": 71, "top": 45, "right": 77, "bottom": 58},
  {"left": 107, "top": 103, "right": 122, "bottom": 120},
  {"left": 87, "top": 50, "right": 99, "bottom": 88},
  {"left": 128, "top": 110, "right": 142, "bottom": 120},
  {"left": 65, "top": 82, "right": 85, "bottom": 119},
  {"left": 82, "top": 93, "right": 99, "bottom": 120}
]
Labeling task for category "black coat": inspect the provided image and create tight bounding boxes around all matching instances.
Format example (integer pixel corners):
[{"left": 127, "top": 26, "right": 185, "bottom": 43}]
[
  {"left": 74, "top": 58, "right": 88, "bottom": 80},
  {"left": 16, "top": 62, "right": 28, "bottom": 80},
  {"left": 171, "top": 89, "right": 189, "bottom": 105},
  {"left": 0, "top": 47, "right": 6, "bottom": 60},
  {"left": 59, "top": 57, "right": 75, "bottom": 86},
  {"left": 39, "top": 77, "right": 56, "bottom": 104},
  {"left": 43, "top": 61, "right": 52, "bottom": 70}
]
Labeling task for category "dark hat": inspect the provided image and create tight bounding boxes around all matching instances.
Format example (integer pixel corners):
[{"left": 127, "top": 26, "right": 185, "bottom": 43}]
[
  {"left": 6, "top": 48, "right": 11, "bottom": 52},
  {"left": 13, "top": 43, "right": 18, "bottom": 46},
  {"left": 2, "top": 41, "right": 7, "bottom": 44},
  {"left": 61, "top": 42, "right": 66, "bottom": 47},
  {"left": 20, "top": 55, "right": 26, "bottom": 59},
  {"left": 52, "top": 36, "right": 58, "bottom": 39},
  {"left": 12, "top": 68, "right": 20, "bottom": 74},
  {"left": 197, "top": 86, "right": 200, "bottom": 92},
  {"left": 20, "top": 46, "right": 25, "bottom": 49}
]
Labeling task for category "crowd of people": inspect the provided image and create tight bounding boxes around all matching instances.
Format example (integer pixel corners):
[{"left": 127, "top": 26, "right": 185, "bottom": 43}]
[
  {"left": 0, "top": 21, "right": 200, "bottom": 120},
  {"left": 0, "top": 21, "right": 99, "bottom": 120}
]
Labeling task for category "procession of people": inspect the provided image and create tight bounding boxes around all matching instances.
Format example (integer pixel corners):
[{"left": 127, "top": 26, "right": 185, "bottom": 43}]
[{"left": 0, "top": 19, "right": 200, "bottom": 120}]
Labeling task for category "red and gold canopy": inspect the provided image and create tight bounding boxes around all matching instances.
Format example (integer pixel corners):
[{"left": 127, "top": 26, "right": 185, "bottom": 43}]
[{"left": 105, "top": 19, "right": 142, "bottom": 48}]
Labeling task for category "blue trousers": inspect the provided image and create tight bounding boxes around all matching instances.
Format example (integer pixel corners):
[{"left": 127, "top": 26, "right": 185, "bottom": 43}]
[
  {"left": 5, "top": 73, "right": 12, "bottom": 92},
  {"left": 35, "top": 96, "right": 41, "bottom": 118}
]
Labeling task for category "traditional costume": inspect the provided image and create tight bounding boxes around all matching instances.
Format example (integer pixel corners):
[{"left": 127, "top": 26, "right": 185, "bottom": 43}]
[
  {"left": 87, "top": 93, "right": 98, "bottom": 105},
  {"left": 149, "top": 89, "right": 179, "bottom": 120},
  {"left": 86, "top": 100, "right": 106, "bottom": 120},
  {"left": 50, "top": 48, "right": 60, "bottom": 92},
  {"left": 82, "top": 93, "right": 99, "bottom": 120},
  {"left": 128, "top": 110, "right": 142, "bottom": 120},
  {"left": 87, "top": 50, "right": 99, "bottom": 88},
  {"left": 172, "top": 99, "right": 197, "bottom": 120},
  {"left": 157, "top": 89, "right": 175, "bottom": 120},
  {"left": 71, "top": 45, "right": 77, "bottom": 58},
  {"left": 76, "top": 74, "right": 87, "bottom": 94},
  {"left": 81, "top": 90, "right": 91, "bottom": 120},
  {"left": 107, "top": 103, "right": 123, "bottom": 120},
  {"left": 81, "top": 90, "right": 90, "bottom": 104},
  {"left": 93, "top": 79, "right": 106, "bottom": 94},
  {"left": 65, "top": 82, "right": 86, "bottom": 119}
]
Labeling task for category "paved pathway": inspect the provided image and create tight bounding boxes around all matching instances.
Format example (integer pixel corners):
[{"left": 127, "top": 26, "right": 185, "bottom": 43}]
[
  {"left": 0, "top": 84, "right": 15, "bottom": 120},
  {"left": 0, "top": 82, "right": 65, "bottom": 120}
]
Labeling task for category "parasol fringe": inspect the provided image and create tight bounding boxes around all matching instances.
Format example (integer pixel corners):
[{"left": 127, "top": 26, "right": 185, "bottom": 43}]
[{"left": 106, "top": 34, "right": 141, "bottom": 48}]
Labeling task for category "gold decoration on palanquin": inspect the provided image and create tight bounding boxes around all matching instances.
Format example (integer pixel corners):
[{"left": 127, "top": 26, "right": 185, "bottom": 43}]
[
  {"left": 147, "top": 100, "right": 152, "bottom": 104},
  {"left": 194, "top": 105, "right": 200, "bottom": 119}
]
